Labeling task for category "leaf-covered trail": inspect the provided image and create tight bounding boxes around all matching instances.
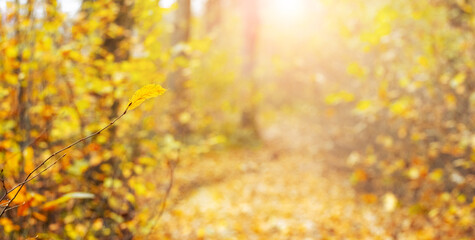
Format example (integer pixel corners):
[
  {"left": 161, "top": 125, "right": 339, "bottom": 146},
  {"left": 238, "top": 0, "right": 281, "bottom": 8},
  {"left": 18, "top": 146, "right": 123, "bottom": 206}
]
[{"left": 149, "top": 150, "right": 394, "bottom": 239}]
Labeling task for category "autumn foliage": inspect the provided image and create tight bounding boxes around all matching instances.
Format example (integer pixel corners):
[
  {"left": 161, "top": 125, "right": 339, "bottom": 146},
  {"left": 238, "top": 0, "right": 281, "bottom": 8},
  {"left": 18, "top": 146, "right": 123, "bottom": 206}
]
[{"left": 1, "top": 0, "right": 475, "bottom": 239}]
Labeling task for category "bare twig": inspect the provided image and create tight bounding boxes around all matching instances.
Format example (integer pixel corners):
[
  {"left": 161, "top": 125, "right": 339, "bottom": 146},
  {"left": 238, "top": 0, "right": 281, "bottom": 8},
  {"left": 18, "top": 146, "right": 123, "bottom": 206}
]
[
  {"left": 1, "top": 153, "right": 66, "bottom": 200},
  {"left": 152, "top": 149, "right": 179, "bottom": 232},
  {"left": 0, "top": 170, "right": 7, "bottom": 204},
  {"left": 157, "top": 159, "right": 176, "bottom": 218},
  {"left": 0, "top": 103, "right": 131, "bottom": 218},
  {"left": 3, "top": 202, "right": 25, "bottom": 212}
]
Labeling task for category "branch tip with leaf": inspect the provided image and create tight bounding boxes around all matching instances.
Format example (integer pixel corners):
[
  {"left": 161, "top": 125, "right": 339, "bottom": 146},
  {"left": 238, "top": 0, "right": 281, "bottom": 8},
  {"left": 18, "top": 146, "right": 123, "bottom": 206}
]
[{"left": 0, "top": 84, "right": 166, "bottom": 218}]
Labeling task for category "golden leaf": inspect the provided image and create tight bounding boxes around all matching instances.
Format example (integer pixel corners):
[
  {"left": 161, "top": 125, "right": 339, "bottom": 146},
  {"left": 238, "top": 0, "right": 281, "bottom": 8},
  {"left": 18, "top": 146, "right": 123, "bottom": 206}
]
[
  {"left": 32, "top": 212, "right": 47, "bottom": 222},
  {"left": 383, "top": 193, "right": 398, "bottom": 212},
  {"left": 128, "top": 84, "right": 166, "bottom": 110},
  {"left": 41, "top": 192, "right": 94, "bottom": 211},
  {"left": 24, "top": 147, "right": 35, "bottom": 174}
]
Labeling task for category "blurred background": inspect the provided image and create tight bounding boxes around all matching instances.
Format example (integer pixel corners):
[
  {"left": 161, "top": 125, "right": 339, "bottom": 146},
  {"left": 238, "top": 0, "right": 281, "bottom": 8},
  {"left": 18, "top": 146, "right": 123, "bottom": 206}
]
[{"left": 1, "top": 0, "right": 475, "bottom": 239}]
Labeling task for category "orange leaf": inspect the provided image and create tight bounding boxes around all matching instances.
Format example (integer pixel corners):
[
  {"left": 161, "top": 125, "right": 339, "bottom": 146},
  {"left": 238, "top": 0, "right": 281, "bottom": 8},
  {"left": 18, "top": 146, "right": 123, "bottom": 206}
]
[
  {"left": 32, "top": 212, "right": 47, "bottom": 222},
  {"left": 23, "top": 147, "right": 35, "bottom": 174},
  {"left": 17, "top": 197, "right": 33, "bottom": 216}
]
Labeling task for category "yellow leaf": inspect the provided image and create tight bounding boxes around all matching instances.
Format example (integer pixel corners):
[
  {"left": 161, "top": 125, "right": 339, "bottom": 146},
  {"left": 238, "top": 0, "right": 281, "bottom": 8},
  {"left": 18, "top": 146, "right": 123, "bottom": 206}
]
[
  {"left": 324, "top": 91, "right": 354, "bottom": 105},
  {"left": 355, "top": 100, "right": 372, "bottom": 112},
  {"left": 450, "top": 73, "right": 466, "bottom": 88},
  {"left": 347, "top": 62, "right": 366, "bottom": 79},
  {"left": 42, "top": 192, "right": 94, "bottom": 211},
  {"left": 22, "top": 48, "right": 31, "bottom": 60},
  {"left": 407, "top": 167, "right": 420, "bottom": 180},
  {"left": 32, "top": 212, "right": 47, "bottom": 222},
  {"left": 12, "top": 186, "right": 28, "bottom": 204},
  {"left": 24, "top": 147, "right": 35, "bottom": 174},
  {"left": 445, "top": 94, "right": 457, "bottom": 109},
  {"left": 383, "top": 193, "right": 398, "bottom": 212},
  {"left": 0, "top": 218, "right": 20, "bottom": 233},
  {"left": 351, "top": 169, "right": 368, "bottom": 184},
  {"left": 5, "top": 47, "right": 18, "bottom": 59},
  {"left": 361, "top": 193, "right": 377, "bottom": 204},
  {"left": 389, "top": 97, "right": 412, "bottom": 116},
  {"left": 429, "top": 169, "right": 444, "bottom": 182},
  {"left": 128, "top": 84, "right": 166, "bottom": 110},
  {"left": 417, "top": 56, "right": 429, "bottom": 67}
]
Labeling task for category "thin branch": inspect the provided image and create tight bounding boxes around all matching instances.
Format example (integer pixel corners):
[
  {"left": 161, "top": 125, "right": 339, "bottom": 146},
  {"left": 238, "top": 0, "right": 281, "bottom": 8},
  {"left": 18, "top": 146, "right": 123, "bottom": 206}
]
[
  {"left": 0, "top": 170, "right": 7, "bottom": 204},
  {"left": 0, "top": 124, "right": 54, "bottom": 203},
  {"left": 3, "top": 202, "right": 25, "bottom": 212},
  {"left": 0, "top": 103, "right": 131, "bottom": 218},
  {"left": 1, "top": 153, "right": 66, "bottom": 200},
  {"left": 157, "top": 159, "right": 175, "bottom": 218},
  {"left": 152, "top": 149, "right": 179, "bottom": 233}
]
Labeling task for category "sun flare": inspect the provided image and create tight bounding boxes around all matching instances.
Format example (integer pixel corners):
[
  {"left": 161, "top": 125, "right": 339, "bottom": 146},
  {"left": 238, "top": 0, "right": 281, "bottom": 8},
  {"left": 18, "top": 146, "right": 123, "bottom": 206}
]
[{"left": 268, "top": 0, "right": 306, "bottom": 21}]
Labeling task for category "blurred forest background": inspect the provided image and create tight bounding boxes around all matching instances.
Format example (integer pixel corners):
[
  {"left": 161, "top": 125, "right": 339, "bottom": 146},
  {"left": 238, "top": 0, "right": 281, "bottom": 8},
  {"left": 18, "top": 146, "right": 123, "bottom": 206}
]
[{"left": 1, "top": 0, "right": 475, "bottom": 239}]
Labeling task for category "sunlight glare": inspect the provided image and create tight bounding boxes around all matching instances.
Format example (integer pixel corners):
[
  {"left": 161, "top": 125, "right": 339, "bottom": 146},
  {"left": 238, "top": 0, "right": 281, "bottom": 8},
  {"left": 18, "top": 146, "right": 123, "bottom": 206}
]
[{"left": 269, "top": 0, "right": 306, "bottom": 22}]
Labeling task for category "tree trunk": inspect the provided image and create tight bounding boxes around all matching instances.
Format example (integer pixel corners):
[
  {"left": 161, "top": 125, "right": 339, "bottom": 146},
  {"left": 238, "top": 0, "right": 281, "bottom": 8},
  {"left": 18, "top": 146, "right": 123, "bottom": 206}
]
[
  {"left": 167, "top": 0, "right": 191, "bottom": 138},
  {"left": 205, "top": 0, "right": 221, "bottom": 34},
  {"left": 97, "top": 0, "right": 135, "bottom": 238},
  {"left": 102, "top": 0, "right": 134, "bottom": 62},
  {"left": 241, "top": 0, "right": 260, "bottom": 139},
  {"left": 100, "top": 0, "right": 134, "bottom": 141},
  {"left": 15, "top": 0, "right": 33, "bottom": 167}
]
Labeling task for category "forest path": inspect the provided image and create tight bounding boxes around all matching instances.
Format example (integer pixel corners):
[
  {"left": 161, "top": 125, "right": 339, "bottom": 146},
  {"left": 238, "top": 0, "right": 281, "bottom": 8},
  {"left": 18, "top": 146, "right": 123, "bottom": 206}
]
[{"left": 151, "top": 149, "right": 393, "bottom": 239}]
